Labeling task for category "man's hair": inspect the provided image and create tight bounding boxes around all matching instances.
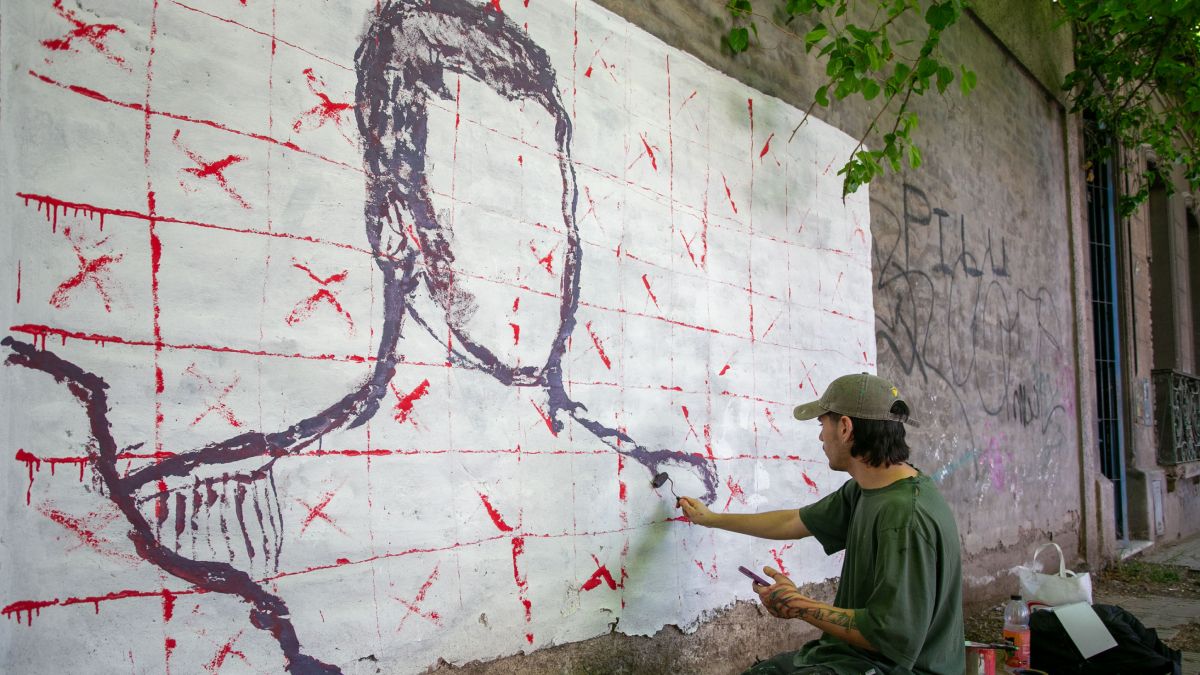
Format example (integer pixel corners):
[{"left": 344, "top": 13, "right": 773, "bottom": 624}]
[{"left": 826, "top": 409, "right": 910, "bottom": 467}]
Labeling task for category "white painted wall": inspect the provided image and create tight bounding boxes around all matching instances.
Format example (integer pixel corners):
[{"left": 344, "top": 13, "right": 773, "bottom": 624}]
[{"left": 1, "top": 0, "right": 872, "bottom": 671}]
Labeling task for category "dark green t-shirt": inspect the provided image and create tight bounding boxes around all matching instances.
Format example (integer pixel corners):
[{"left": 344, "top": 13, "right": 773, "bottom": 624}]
[{"left": 794, "top": 473, "right": 964, "bottom": 675}]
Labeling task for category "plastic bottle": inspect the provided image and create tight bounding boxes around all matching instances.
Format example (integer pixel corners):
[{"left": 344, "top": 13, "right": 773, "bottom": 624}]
[{"left": 1003, "top": 594, "right": 1031, "bottom": 669}]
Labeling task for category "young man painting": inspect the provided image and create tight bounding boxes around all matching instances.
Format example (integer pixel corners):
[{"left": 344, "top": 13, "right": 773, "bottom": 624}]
[{"left": 678, "top": 372, "right": 964, "bottom": 675}]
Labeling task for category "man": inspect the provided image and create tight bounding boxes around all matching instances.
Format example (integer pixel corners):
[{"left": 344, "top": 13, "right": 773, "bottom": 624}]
[{"left": 678, "top": 372, "right": 964, "bottom": 674}]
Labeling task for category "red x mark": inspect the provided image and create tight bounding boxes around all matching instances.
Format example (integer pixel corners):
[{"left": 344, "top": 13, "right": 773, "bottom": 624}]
[
  {"left": 285, "top": 261, "right": 354, "bottom": 332},
  {"left": 529, "top": 241, "right": 558, "bottom": 275},
  {"left": 723, "top": 475, "right": 748, "bottom": 511},
  {"left": 768, "top": 543, "right": 794, "bottom": 577},
  {"left": 394, "top": 565, "right": 443, "bottom": 633},
  {"left": 292, "top": 68, "right": 355, "bottom": 145},
  {"left": 629, "top": 132, "right": 660, "bottom": 171},
  {"left": 295, "top": 485, "right": 347, "bottom": 537},
  {"left": 38, "top": 504, "right": 135, "bottom": 561},
  {"left": 42, "top": 0, "right": 129, "bottom": 70},
  {"left": 172, "top": 129, "right": 251, "bottom": 209},
  {"left": 183, "top": 364, "right": 243, "bottom": 429},
  {"left": 580, "top": 555, "right": 619, "bottom": 592},
  {"left": 48, "top": 227, "right": 123, "bottom": 312},
  {"left": 694, "top": 554, "right": 718, "bottom": 581},
  {"left": 763, "top": 408, "right": 782, "bottom": 435},
  {"left": 203, "top": 630, "right": 247, "bottom": 673},
  {"left": 389, "top": 378, "right": 431, "bottom": 427},
  {"left": 582, "top": 35, "right": 618, "bottom": 83}
]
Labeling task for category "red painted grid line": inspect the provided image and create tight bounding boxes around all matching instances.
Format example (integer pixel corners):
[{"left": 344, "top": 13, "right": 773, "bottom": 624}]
[
  {"left": 9, "top": 323, "right": 391, "bottom": 366},
  {"left": 2, "top": 510, "right": 741, "bottom": 625},
  {"left": 23, "top": 9, "right": 870, "bottom": 263},
  {"left": 13, "top": 193, "right": 869, "bottom": 352},
  {"left": 15, "top": 446, "right": 820, "bottom": 468},
  {"left": 27, "top": 70, "right": 361, "bottom": 175},
  {"left": 14, "top": 189, "right": 854, "bottom": 321},
  {"left": 23, "top": 70, "right": 865, "bottom": 266},
  {"left": 32, "top": 0, "right": 859, "bottom": 260},
  {"left": 170, "top": 1, "right": 352, "bottom": 74}
]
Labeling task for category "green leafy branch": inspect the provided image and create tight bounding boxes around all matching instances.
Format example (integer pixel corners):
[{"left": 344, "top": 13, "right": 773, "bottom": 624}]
[
  {"left": 1059, "top": 0, "right": 1200, "bottom": 216},
  {"left": 725, "top": 0, "right": 976, "bottom": 198}
]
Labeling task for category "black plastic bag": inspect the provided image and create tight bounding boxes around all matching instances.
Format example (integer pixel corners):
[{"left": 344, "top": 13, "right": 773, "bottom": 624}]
[{"left": 1029, "top": 603, "right": 1182, "bottom": 674}]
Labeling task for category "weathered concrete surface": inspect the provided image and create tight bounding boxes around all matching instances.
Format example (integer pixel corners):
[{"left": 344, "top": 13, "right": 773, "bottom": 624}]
[
  {"left": 428, "top": 580, "right": 834, "bottom": 674},
  {"left": 447, "top": 0, "right": 1095, "bottom": 671}
]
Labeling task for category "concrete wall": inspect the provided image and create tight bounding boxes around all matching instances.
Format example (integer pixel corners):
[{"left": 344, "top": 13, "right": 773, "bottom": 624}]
[
  {"left": 1121, "top": 151, "right": 1200, "bottom": 546},
  {"left": 0, "top": 0, "right": 1107, "bottom": 672}
]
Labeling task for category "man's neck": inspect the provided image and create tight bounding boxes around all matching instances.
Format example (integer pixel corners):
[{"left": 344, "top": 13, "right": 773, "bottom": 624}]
[{"left": 848, "top": 461, "right": 918, "bottom": 490}]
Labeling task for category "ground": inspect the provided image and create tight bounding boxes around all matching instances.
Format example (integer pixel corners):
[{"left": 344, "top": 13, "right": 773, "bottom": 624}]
[{"left": 963, "top": 557, "right": 1200, "bottom": 652}]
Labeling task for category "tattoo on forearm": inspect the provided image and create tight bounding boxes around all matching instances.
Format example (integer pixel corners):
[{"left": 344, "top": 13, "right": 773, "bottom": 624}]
[{"left": 765, "top": 590, "right": 857, "bottom": 631}]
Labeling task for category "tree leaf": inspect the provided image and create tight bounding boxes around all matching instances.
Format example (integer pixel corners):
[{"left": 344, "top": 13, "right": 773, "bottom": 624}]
[
  {"left": 805, "top": 24, "right": 828, "bottom": 49},
  {"left": 727, "top": 27, "right": 750, "bottom": 53}
]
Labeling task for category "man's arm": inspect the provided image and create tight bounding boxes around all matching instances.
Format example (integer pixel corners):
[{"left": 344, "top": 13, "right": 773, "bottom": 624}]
[
  {"left": 754, "top": 567, "right": 877, "bottom": 652},
  {"left": 676, "top": 497, "right": 811, "bottom": 540}
]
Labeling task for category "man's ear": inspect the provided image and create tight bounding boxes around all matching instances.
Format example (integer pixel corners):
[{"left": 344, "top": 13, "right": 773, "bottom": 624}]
[{"left": 838, "top": 415, "right": 854, "bottom": 442}]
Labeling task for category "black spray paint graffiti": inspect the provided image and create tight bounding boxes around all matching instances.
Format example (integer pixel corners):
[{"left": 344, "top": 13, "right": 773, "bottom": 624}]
[
  {"left": 5, "top": 1, "right": 717, "bottom": 672},
  {"left": 872, "top": 182, "right": 1071, "bottom": 483}
]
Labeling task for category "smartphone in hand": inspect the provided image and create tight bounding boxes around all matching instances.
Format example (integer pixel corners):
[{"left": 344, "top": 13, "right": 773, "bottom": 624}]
[{"left": 738, "top": 565, "right": 771, "bottom": 587}]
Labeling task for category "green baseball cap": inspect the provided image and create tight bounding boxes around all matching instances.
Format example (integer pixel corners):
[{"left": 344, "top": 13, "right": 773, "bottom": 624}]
[{"left": 793, "top": 372, "right": 918, "bottom": 426}]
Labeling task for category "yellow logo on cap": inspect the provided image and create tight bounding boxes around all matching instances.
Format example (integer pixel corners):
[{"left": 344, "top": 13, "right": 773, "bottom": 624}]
[{"left": 891, "top": 387, "right": 899, "bottom": 397}]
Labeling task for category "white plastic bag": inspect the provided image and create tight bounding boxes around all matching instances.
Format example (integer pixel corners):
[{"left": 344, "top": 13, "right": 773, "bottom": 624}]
[{"left": 1015, "top": 542, "right": 1092, "bottom": 606}]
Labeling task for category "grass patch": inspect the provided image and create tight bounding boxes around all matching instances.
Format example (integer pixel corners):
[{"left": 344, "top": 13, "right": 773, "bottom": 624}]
[{"left": 1103, "top": 560, "right": 1184, "bottom": 585}]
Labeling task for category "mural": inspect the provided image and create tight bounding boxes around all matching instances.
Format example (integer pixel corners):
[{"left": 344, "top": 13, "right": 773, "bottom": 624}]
[{"left": 0, "top": 0, "right": 872, "bottom": 672}]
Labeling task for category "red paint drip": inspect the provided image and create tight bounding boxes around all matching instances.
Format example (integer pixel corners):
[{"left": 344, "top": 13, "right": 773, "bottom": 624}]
[
  {"left": 3, "top": 599, "right": 60, "bottom": 626},
  {"left": 162, "top": 589, "right": 176, "bottom": 622},
  {"left": 15, "top": 449, "right": 40, "bottom": 505},
  {"left": 512, "top": 297, "right": 520, "bottom": 313},
  {"left": 479, "top": 493, "right": 514, "bottom": 532},
  {"left": 392, "top": 378, "right": 431, "bottom": 425},
  {"left": 718, "top": 363, "right": 731, "bottom": 376},
  {"left": 489, "top": 0, "right": 502, "bottom": 12},
  {"left": 584, "top": 321, "right": 612, "bottom": 369},
  {"left": 509, "top": 322, "right": 520, "bottom": 345},
  {"left": 15, "top": 261, "right": 21, "bottom": 303},
  {"left": 511, "top": 536, "right": 532, "bottom": 643}
]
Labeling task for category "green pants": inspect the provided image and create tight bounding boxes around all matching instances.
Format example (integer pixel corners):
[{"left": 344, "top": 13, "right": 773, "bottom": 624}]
[{"left": 742, "top": 653, "right": 840, "bottom": 675}]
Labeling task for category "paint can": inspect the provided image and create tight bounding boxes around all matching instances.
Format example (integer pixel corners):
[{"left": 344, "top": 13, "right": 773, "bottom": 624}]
[{"left": 964, "top": 641, "right": 997, "bottom": 675}]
